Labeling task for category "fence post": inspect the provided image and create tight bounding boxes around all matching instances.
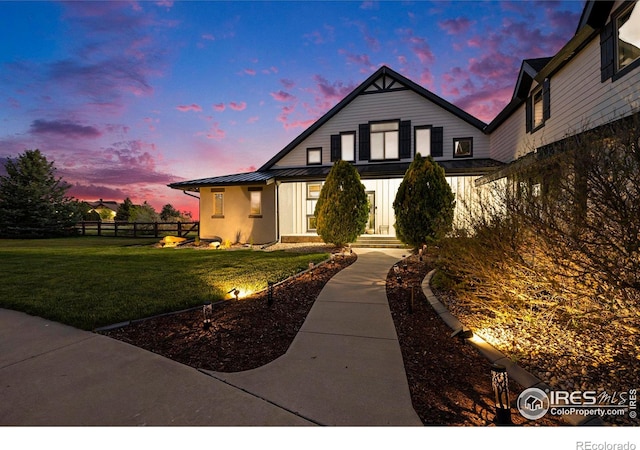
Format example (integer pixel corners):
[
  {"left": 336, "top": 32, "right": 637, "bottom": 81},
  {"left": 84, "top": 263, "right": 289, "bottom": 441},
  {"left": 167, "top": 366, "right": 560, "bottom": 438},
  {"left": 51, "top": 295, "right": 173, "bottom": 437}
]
[
  {"left": 97, "top": 221, "right": 101, "bottom": 236},
  {"left": 177, "top": 221, "right": 182, "bottom": 237},
  {"left": 133, "top": 222, "right": 137, "bottom": 238},
  {"left": 154, "top": 222, "right": 159, "bottom": 238},
  {"left": 114, "top": 222, "right": 118, "bottom": 237}
]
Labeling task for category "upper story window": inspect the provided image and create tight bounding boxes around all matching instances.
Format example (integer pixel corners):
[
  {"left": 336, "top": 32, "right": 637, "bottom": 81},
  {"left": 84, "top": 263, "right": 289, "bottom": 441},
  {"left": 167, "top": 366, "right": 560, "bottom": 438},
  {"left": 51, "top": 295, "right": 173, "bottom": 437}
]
[
  {"left": 617, "top": 3, "right": 640, "bottom": 72},
  {"left": 340, "top": 132, "right": 355, "bottom": 162},
  {"left": 526, "top": 79, "right": 550, "bottom": 133},
  {"left": 330, "top": 132, "right": 355, "bottom": 162},
  {"left": 307, "top": 182, "right": 322, "bottom": 199},
  {"left": 601, "top": 2, "right": 640, "bottom": 82},
  {"left": 370, "top": 121, "right": 399, "bottom": 160},
  {"left": 307, "top": 147, "right": 322, "bottom": 165},
  {"left": 453, "top": 137, "right": 473, "bottom": 158},
  {"left": 414, "top": 126, "right": 431, "bottom": 156}
]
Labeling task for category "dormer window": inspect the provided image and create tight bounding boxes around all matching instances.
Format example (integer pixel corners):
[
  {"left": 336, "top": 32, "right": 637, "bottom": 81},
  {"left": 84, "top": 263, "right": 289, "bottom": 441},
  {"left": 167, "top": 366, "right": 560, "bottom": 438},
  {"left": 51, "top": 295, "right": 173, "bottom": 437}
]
[
  {"left": 601, "top": 2, "right": 640, "bottom": 82},
  {"left": 526, "top": 79, "right": 550, "bottom": 133}
]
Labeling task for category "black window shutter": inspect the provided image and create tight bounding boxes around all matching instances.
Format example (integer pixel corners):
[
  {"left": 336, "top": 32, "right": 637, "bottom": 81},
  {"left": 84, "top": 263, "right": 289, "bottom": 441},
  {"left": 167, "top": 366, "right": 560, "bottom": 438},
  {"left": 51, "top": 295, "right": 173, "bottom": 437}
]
[
  {"left": 600, "top": 21, "right": 615, "bottom": 82},
  {"left": 358, "top": 124, "right": 370, "bottom": 161},
  {"left": 525, "top": 96, "right": 532, "bottom": 133},
  {"left": 431, "top": 127, "right": 443, "bottom": 157},
  {"left": 399, "top": 120, "right": 411, "bottom": 159},
  {"left": 543, "top": 78, "right": 551, "bottom": 121},
  {"left": 330, "top": 134, "right": 341, "bottom": 162}
]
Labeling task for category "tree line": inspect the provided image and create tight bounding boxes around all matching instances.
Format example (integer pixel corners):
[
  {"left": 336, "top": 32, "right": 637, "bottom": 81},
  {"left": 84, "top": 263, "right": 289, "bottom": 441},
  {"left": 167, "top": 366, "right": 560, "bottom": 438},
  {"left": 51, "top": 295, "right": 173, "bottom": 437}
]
[{"left": 0, "top": 149, "right": 191, "bottom": 238}]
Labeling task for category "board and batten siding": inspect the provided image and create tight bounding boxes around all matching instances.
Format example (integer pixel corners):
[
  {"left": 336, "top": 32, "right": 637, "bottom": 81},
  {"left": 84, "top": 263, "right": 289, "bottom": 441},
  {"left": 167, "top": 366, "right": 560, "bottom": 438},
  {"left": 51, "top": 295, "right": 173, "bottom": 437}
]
[
  {"left": 491, "top": 35, "right": 640, "bottom": 163},
  {"left": 274, "top": 87, "right": 489, "bottom": 168},
  {"left": 278, "top": 176, "right": 479, "bottom": 236}
]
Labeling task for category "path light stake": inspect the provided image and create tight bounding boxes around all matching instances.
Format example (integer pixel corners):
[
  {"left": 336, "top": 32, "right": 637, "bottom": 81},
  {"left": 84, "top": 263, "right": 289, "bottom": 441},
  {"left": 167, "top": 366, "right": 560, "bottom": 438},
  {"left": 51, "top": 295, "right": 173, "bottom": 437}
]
[
  {"left": 418, "top": 248, "right": 423, "bottom": 262},
  {"left": 228, "top": 288, "right": 240, "bottom": 301},
  {"left": 267, "top": 281, "right": 274, "bottom": 306},
  {"left": 393, "top": 264, "right": 401, "bottom": 283},
  {"left": 491, "top": 364, "right": 513, "bottom": 425},
  {"left": 309, "top": 262, "right": 315, "bottom": 278},
  {"left": 202, "top": 302, "right": 213, "bottom": 330}
]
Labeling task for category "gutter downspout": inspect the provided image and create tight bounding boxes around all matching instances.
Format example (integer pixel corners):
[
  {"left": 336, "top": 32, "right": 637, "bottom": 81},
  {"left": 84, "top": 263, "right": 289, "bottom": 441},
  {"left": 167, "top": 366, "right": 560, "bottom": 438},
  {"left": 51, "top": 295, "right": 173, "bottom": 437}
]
[{"left": 182, "top": 190, "right": 200, "bottom": 200}]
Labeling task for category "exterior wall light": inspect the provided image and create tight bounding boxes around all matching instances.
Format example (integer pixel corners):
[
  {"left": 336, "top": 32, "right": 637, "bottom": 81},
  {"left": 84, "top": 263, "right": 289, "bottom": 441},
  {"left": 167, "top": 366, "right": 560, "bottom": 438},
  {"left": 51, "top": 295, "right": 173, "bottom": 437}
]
[{"left": 491, "top": 364, "right": 513, "bottom": 425}]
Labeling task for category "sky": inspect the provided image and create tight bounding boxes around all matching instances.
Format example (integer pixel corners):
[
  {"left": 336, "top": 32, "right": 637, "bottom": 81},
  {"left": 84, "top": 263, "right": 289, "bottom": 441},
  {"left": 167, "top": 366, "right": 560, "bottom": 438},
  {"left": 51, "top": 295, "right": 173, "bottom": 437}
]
[{"left": 0, "top": 0, "right": 585, "bottom": 219}]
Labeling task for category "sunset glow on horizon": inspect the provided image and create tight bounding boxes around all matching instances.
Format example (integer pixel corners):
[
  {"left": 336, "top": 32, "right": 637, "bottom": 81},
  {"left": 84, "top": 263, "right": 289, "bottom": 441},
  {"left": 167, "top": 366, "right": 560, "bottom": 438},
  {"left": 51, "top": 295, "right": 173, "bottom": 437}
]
[{"left": 0, "top": 1, "right": 583, "bottom": 219}]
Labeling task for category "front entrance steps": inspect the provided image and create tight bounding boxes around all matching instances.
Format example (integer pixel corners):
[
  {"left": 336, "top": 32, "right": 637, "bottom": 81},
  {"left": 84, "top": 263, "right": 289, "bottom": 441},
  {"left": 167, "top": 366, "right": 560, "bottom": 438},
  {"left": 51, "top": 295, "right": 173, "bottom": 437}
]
[{"left": 280, "top": 235, "right": 408, "bottom": 249}]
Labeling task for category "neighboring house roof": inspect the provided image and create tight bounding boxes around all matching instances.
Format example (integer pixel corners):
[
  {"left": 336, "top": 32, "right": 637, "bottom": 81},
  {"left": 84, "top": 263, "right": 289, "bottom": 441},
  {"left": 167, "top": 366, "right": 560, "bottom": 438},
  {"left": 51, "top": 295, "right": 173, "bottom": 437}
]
[
  {"left": 258, "top": 65, "right": 488, "bottom": 172},
  {"left": 169, "top": 158, "right": 504, "bottom": 191},
  {"left": 87, "top": 200, "right": 119, "bottom": 211}
]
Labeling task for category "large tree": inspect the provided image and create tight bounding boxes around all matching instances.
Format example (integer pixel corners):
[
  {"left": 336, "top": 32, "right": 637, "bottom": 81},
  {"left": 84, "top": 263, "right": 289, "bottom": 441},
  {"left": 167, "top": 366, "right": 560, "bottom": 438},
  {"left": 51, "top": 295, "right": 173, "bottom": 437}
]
[
  {"left": 314, "top": 159, "right": 369, "bottom": 247},
  {"left": 0, "top": 149, "right": 81, "bottom": 237},
  {"left": 393, "top": 153, "right": 455, "bottom": 248}
]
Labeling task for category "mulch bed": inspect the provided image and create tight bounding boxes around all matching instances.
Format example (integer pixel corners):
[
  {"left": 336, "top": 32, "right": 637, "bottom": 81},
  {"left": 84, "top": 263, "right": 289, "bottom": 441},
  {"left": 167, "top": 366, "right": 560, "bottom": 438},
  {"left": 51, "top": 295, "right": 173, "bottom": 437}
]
[
  {"left": 102, "top": 249, "right": 563, "bottom": 426},
  {"left": 102, "top": 252, "right": 356, "bottom": 373}
]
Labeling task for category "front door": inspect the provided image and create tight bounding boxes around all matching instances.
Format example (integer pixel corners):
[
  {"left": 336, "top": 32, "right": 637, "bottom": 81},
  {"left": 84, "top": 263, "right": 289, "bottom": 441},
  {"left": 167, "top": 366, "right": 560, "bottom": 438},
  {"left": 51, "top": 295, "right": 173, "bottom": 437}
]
[{"left": 366, "top": 191, "right": 375, "bottom": 234}]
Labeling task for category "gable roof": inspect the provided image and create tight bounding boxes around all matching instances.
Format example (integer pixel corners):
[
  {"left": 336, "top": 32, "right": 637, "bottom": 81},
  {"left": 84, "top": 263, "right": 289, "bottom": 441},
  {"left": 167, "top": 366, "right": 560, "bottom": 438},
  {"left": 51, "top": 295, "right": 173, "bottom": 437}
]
[
  {"left": 486, "top": 0, "right": 616, "bottom": 133},
  {"left": 258, "top": 65, "right": 487, "bottom": 171}
]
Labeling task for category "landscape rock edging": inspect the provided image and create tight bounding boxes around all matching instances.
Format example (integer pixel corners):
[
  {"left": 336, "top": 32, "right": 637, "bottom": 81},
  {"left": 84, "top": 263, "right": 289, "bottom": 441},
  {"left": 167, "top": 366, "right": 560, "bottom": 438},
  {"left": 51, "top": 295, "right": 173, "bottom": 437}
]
[{"left": 421, "top": 268, "right": 603, "bottom": 427}]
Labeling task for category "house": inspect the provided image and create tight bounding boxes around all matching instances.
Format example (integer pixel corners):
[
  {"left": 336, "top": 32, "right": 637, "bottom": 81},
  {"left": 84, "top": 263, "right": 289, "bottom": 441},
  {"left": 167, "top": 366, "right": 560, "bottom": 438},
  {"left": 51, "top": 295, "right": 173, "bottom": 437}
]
[
  {"left": 169, "top": 0, "right": 640, "bottom": 245},
  {"left": 87, "top": 199, "right": 119, "bottom": 221}
]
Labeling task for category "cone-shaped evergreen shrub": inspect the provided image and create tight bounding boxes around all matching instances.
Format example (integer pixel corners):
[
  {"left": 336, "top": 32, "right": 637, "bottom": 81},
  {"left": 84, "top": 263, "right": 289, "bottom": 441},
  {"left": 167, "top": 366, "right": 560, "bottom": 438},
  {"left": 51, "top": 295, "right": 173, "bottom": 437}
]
[
  {"left": 314, "top": 160, "right": 369, "bottom": 247},
  {"left": 393, "top": 153, "right": 455, "bottom": 248}
]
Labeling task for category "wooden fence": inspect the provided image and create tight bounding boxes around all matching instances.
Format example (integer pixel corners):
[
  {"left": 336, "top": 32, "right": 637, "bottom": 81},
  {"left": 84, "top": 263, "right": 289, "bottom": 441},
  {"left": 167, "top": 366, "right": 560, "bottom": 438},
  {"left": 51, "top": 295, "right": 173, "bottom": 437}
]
[{"left": 75, "top": 221, "right": 199, "bottom": 238}]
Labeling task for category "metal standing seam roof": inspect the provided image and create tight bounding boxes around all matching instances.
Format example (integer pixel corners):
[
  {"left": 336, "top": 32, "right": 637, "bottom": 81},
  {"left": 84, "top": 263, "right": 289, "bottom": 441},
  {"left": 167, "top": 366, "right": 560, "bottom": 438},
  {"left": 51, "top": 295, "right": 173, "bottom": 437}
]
[{"left": 168, "top": 159, "right": 505, "bottom": 191}]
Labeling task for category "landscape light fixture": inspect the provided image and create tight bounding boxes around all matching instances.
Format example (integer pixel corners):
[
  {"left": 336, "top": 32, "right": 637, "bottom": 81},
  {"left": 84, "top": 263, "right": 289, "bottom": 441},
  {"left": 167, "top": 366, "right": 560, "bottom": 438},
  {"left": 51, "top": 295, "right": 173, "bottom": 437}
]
[
  {"left": 267, "top": 281, "right": 274, "bottom": 306},
  {"left": 491, "top": 364, "right": 512, "bottom": 425},
  {"left": 202, "top": 302, "right": 213, "bottom": 330},
  {"left": 228, "top": 288, "right": 240, "bottom": 300},
  {"left": 393, "top": 264, "right": 401, "bottom": 283},
  {"left": 309, "top": 261, "right": 315, "bottom": 277}
]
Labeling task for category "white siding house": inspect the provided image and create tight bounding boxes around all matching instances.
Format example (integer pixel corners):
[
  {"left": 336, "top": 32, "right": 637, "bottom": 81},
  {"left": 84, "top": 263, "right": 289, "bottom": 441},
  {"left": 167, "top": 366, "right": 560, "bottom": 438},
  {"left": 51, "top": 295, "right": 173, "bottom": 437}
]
[{"left": 170, "top": 0, "right": 640, "bottom": 246}]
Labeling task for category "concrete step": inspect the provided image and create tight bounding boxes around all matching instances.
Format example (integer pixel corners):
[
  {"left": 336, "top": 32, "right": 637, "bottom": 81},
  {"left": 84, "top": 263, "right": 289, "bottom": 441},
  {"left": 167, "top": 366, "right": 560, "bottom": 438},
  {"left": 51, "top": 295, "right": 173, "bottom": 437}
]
[{"left": 352, "top": 236, "right": 408, "bottom": 249}]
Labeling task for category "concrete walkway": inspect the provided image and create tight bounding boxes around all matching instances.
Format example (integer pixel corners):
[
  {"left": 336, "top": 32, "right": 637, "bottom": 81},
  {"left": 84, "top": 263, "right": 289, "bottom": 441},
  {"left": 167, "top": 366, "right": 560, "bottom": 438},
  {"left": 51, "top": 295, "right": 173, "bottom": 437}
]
[{"left": 0, "top": 248, "right": 421, "bottom": 426}]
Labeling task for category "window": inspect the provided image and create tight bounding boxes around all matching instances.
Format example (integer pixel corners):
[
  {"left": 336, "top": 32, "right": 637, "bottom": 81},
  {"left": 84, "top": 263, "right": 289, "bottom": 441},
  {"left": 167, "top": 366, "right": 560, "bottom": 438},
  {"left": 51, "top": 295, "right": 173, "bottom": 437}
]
[
  {"left": 307, "top": 182, "right": 322, "bottom": 199},
  {"left": 532, "top": 89, "right": 544, "bottom": 129},
  {"left": 370, "top": 121, "right": 399, "bottom": 160},
  {"left": 212, "top": 190, "right": 224, "bottom": 217},
  {"left": 307, "top": 215, "right": 317, "bottom": 232},
  {"left": 453, "top": 137, "right": 473, "bottom": 158},
  {"left": 249, "top": 188, "right": 262, "bottom": 217},
  {"left": 526, "top": 79, "right": 550, "bottom": 133},
  {"left": 340, "top": 132, "right": 355, "bottom": 161},
  {"left": 617, "top": 3, "right": 640, "bottom": 72},
  {"left": 414, "top": 126, "right": 431, "bottom": 156},
  {"left": 601, "top": 2, "right": 640, "bottom": 81},
  {"left": 307, "top": 147, "right": 322, "bottom": 165}
]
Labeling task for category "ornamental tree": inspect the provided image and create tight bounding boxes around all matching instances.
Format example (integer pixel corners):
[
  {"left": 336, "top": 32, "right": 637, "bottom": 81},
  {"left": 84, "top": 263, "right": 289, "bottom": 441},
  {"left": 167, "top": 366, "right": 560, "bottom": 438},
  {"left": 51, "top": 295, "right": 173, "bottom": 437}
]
[
  {"left": 393, "top": 153, "right": 455, "bottom": 248},
  {"left": 0, "top": 149, "right": 81, "bottom": 238},
  {"left": 314, "top": 159, "right": 369, "bottom": 247}
]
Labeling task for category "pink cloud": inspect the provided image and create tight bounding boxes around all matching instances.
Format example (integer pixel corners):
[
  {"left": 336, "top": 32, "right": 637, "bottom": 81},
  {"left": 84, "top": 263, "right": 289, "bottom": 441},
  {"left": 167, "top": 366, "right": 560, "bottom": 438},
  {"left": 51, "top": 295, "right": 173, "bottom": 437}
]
[
  {"left": 213, "top": 103, "right": 225, "bottom": 112},
  {"left": 201, "top": 33, "right": 215, "bottom": 41},
  {"left": 244, "top": 68, "right": 256, "bottom": 76},
  {"left": 339, "top": 50, "right": 376, "bottom": 73},
  {"left": 398, "top": 29, "right": 435, "bottom": 65},
  {"left": 438, "top": 17, "right": 474, "bottom": 35},
  {"left": 247, "top": 116, "right": 259, "bottom": 124},
  {"left": 30, "top": 119, "right": 102, "bottom": 138},
  {"left": 270, "top": 90, "right": 296, "bottom": 102},
  {"left": 229, "top": 101, "right": 247, "bottom": 111},
  {"left": 280, "top": 79, "right": 296, "bottom": 89},
  {"left": 176, "top": 104, "right": 202, "bottom": 112}
]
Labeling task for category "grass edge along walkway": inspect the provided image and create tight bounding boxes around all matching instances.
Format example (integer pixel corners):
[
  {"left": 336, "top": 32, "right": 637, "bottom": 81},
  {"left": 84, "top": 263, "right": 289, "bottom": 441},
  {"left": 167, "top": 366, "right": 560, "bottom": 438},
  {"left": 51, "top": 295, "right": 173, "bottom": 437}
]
[{"left": 0, "top": 237, "right": 328, "bottom": 331}]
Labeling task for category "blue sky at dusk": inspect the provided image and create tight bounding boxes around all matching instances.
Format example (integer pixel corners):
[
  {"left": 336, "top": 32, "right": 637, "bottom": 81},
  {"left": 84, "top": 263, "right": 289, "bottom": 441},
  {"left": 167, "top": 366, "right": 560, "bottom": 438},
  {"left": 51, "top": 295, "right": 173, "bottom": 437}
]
[{"left": 0, "top": 0, "right": 584, "bottom": 218}]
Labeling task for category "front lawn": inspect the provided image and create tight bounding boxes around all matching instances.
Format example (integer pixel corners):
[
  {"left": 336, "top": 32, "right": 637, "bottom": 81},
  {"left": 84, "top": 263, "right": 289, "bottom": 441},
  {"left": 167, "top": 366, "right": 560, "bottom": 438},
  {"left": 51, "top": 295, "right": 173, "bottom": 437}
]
[{"left": 0, "top": 237, "right": 328, "bottom": 330}]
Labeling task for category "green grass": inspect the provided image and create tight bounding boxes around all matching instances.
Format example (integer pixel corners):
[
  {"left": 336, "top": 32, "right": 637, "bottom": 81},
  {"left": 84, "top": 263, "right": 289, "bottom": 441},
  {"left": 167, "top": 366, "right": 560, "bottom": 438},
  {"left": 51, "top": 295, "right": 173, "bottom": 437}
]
[{"left": 0, "top": 236, "right": 328, "bottom": 330}]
